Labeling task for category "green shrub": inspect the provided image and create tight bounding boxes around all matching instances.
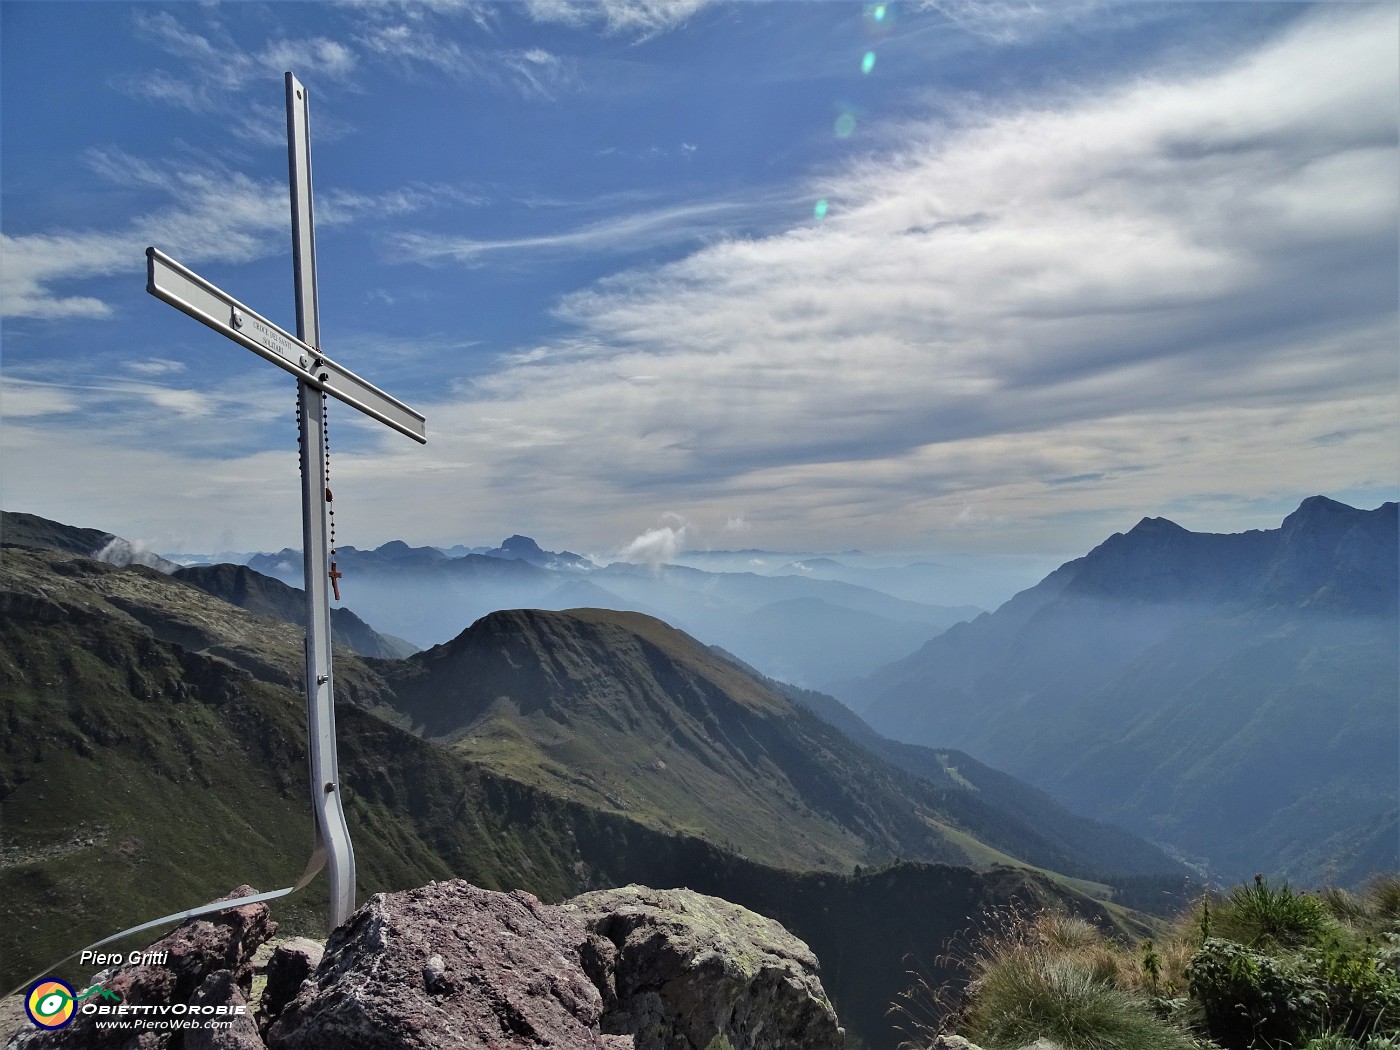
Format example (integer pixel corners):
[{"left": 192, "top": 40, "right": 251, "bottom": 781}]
[
  {"left": 1187, "top": 938, "right": 1325, "bottom": 1049},
  {"left": 1304, "top": 938, "right": 1400, "bottom": 1040},
  {"left": 1212, "top": 875, "right": 1332, "bottom": 950}
]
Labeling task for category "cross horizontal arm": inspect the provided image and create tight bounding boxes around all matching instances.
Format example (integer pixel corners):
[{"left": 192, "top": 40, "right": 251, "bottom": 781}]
[{"left": 146, "top": 247, "right": 426, "bottom": 444}]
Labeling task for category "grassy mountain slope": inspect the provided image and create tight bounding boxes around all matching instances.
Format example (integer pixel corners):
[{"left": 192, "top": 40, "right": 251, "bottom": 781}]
[
  {"left": 1, "top": 544, "right": 1142, "bottom": 1049},
  {"left": 376, "top": 606, "right": 1180, "bottom": 883},
  {"left": 378, "top": 607, "right": 963, "bottom": 871}
]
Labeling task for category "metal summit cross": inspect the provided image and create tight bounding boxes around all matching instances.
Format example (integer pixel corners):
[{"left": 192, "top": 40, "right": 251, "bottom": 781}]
[{"left": 145, "top": 73, "right": 426, "bottom": 931}]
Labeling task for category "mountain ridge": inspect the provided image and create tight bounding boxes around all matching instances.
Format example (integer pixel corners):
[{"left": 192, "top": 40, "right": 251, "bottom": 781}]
[
  {"left": 843, "top": 497, "right": 1399, "bottom": 883},
  {"left": 1, "top": 537, "right": 1153, "bottom": 1049},
  {"left": 380, "top": 606, "right": 1039, "bottom": 875}
]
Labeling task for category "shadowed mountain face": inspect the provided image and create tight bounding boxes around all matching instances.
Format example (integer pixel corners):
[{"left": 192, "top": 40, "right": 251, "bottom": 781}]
[
  {"left": 841, "top": 497, "right": 1399, "bottom": 884},
  {"left": 711, "top": 652, "right": 1187, "bottom": 886},
  {"left": 2, "top": 539, "right": 1155, "bottom": 1049},
  {"left": 172, "top": 563, "right": 418, "bottom": 660}
]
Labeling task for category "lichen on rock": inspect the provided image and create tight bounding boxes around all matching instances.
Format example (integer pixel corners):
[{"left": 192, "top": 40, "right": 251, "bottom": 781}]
[{"left": 564, "top": 884, "right": 844, "bottom": 1050}]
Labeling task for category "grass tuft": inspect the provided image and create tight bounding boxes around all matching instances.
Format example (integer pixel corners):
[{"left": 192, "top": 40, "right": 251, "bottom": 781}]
[
  {"left": 1211, "top": 875, "right": 1332, "bottom": 949},
  {"left": 1364, "top": 875, "right": 1400, "bottom": 931},
  {"left": 895, "top": 904, "right": 1196, "bottom": 1050},
  {"left": 962, "top": 951, "right": 1195, "bottom": 1050}
]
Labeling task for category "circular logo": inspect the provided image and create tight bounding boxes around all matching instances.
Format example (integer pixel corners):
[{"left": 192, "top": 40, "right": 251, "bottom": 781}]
[{"left": 26, "top": 979, "right": 77, "bottom": 1029}]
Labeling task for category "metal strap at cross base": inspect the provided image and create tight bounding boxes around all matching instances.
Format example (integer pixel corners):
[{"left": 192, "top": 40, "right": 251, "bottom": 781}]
[{"left": 146, "top": 73, "right": 426, "bottom": 932}]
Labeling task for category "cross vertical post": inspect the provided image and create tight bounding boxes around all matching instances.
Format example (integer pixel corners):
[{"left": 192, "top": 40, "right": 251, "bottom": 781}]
[
  {"left": 286, "top": 72, "right": 356, "bottom": 930},
  {"left": 146, "top": 72, "right": 423, "bottom": 935}
]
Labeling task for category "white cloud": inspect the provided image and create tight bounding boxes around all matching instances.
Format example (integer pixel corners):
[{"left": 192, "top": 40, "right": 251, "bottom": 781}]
[
  {"left": 916, "top": 0, "right": 1107, "bottom": 43},
  {"left": 4, "top": 6, "right": 1396, "bottom": 557},
  {"left": 393, "top": 196, "right": 788, "bottom": 267},
  {"left": 356, "top": 21, "right": 571, "bottom": 96},
  {"left": 1, "top": 380, "right": 81, "bottom": 418},
  {"left": 373, "top": 4, "right": 1396, "bottom": 549},
  {"left": 125, "top": 359, "right": 188, "bottom": 377},
  {"left": 1, "top": 152, "right": 469, "bottom": 320},
  {"left": 126, "top": 11, "right": 360, "bottom": 111},
  {"left": 616, "top": 522, "right": 689, "bottom": 569},
  {"left": 522, "top": 0, "right": 712, "bottom": 38},
  {"left": 259, "top": 38, "right": 358, "bottom": 80}
]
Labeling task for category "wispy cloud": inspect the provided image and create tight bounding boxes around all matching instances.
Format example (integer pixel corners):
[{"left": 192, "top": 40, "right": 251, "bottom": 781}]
[
  {"left": 6, "top": 5, "right": 1396, "bottom": 556},
  {"left": 125, "top": 359, "right": 188, "bottom": 377},
  {"left": 365, "top": 4, "right": 1394, "bottom": 548},
  {"left": 121, "top": 11, "right": 361, "bottom": 112},
  {"left": 616, "top": 517, "right": 690, "bottom": 569},
  {"left": 522, "top": 0, "right": 713, "bottom": 39},
  {"left": 915, "top": 0, "right": 1107, "bottom": 43},
  {"left": 355, "top": 19, "right": 572, "bottom": 97},
  {"left": 1, "top": 150, "right": 471, "bottom": 320},
  {"left": 390, "top": 196, "right": 786, "bottom": 268}
]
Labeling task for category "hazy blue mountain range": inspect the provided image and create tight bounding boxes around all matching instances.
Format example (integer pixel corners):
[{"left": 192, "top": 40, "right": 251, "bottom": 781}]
[
  {"left": 245, "top": 540, "right": 982, "bottom": 685},
  {"left": 1, "top": 534, "right": 1162, "bottom": 1048},
  {"left": 839, "top": 496, "right": 1399, "bottom": 885},
  {"left": 678, "top": 549, "right": 1060, "bottom": 610},
  {"left": 708, "top": 647, "right": 1191, "bottom": 887}
]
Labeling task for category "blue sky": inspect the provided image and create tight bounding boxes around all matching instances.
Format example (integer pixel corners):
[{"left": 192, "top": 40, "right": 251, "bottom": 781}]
[{"left": 2, "top": 1, "right": 1397, "bottom": 562}]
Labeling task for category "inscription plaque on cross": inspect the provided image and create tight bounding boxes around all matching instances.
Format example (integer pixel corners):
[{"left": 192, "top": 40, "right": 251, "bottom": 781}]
[{"left": 145, "top": 73, "right": 426, "bottom": 931}]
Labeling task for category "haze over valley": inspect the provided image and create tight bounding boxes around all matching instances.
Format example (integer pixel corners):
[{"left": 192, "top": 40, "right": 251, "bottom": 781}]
[{"left": 2, "top": 3, "right": 1396, "bottom": 1046}]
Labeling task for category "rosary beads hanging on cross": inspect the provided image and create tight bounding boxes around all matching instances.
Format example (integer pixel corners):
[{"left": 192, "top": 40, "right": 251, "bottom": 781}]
[{"left": 146, "top": 73, "right": 427, "bottom": 931}]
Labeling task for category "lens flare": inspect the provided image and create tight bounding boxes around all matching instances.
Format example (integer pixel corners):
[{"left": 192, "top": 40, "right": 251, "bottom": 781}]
[
  {"left": 834, "top": 113, "right": 857, "bottom": 139},
  {"left": 814, "top": 199, "right": 829, "bottom": 220},
  {"left": 861, "top": 51, "right": 876, "bottom": 74},
  {"left": 873, "top": 4, "right": 887, "bottom": 23}
]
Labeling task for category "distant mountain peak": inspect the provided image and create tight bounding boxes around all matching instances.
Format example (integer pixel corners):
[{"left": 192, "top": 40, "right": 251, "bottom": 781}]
[
  {"left": 1125, "top": 515, "right": 1187, "bottom": 536},
  {"left": 372, "top": 539, "right": 446, "bottom": 561},
  {"left": 1281, "top": 494, "right": 1367, "bottom": 532},
  {"left": 500, "top": 535, "right": 546, "bottom": 555}
]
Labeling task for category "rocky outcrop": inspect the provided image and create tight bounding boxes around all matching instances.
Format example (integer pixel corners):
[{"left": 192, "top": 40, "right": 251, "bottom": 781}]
[
  {"left": 256, "top": 939, "right": 323, "bottom": 1038},
  {"left": 7, "top": 881, "right": 843, "bottom": 1050},
  {"left": 6, "top": 885, "right": 274, "bottom": 1049},
  {"left": 565, "top": 885, "right": 844, "bottom": 1050},
  {"left": 265, "top": 882, "right": 611, "bottom": 1050},
  {"left": 265, "top": 880, "right": 843, "bottom": 1050},
  {"left": 185, "top": 970, "right": 264, "bottom": 1050}
]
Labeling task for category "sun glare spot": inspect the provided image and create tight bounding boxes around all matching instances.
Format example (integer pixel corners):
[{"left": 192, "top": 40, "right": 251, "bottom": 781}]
[
  {"left": 873, "top": 4, "right": 887, "bottom": 23},
  {"left": 813, "top": 199, "right": 829, "bottom": 220},
  {"left": 834, "top": 113, "right": 857, "bottom": 138},
  {"left": 862, "top": 51, "right": 876, "bottom": 74}
]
